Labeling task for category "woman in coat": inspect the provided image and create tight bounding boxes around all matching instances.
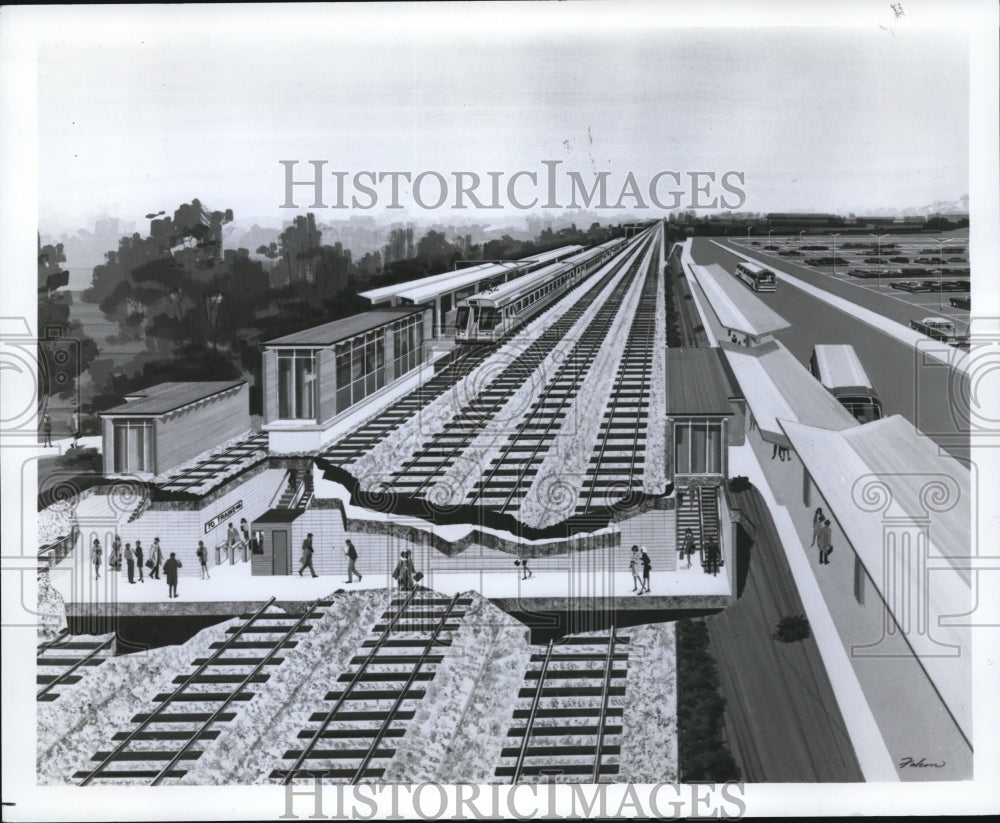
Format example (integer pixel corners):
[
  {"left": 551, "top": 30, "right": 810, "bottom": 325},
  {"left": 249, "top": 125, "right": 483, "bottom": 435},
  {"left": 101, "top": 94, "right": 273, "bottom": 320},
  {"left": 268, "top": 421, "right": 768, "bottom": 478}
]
[{"left": 163, "top": 552, "right": 182, "bottom": 598}]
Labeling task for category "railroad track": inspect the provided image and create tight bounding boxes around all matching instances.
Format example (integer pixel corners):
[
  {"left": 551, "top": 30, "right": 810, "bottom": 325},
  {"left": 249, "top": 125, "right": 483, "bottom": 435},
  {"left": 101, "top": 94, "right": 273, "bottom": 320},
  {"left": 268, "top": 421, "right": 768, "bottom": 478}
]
[
  {"left": 324, "top": 233, "right": 649, "bottom": 473},
  {"left": 382, "top": 237, "right": 652, "bottom": 500},
  {"left": 156, "top": 432, "right": 270, "bottom": 495},
  {"left": 273, "top": 590, "right": 471, "bottom": 784},
  {"left": 467, "top": 239, "right": 655, "bottom": 514},
  {"left": 495, "top": 631, "right": 629, "bottom": 782},
  {"left": 37, "top": 631, "right": 115, "bottom": 702},
  {"left": 576, "top": 250, "right": 658, "bottom": 513},
  {"left": 74, "top": 596, "right": 329, "bottom": 785}
]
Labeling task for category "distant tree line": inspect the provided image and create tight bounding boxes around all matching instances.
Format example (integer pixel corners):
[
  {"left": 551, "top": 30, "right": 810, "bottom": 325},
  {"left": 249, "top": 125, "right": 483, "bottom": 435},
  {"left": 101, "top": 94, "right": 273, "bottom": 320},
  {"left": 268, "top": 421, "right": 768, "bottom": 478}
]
[{"left": 41, "top": 201, "right": 628, "bottom": 422}]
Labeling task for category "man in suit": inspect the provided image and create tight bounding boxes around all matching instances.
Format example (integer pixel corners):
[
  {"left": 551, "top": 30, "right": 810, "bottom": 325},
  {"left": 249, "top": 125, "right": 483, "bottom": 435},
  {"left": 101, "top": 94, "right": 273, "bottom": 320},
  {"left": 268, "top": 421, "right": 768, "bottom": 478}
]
[{"left": 299, "top": 533, "right": 317, "bottom": 578}]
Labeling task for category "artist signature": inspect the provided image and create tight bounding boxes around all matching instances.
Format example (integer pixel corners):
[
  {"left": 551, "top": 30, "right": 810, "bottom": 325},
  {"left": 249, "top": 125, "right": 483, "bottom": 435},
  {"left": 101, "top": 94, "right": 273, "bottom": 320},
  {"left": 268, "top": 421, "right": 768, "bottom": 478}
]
[{"left": 899, "top": 756, "right": 946, "bottom": 769}]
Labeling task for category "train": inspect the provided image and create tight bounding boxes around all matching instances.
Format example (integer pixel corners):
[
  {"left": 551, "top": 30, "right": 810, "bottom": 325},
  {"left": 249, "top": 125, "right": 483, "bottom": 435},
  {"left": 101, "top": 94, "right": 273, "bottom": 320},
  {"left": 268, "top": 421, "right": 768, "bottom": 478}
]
[{"left": 453, "top": 237, "right": 629, "bottom": 344}]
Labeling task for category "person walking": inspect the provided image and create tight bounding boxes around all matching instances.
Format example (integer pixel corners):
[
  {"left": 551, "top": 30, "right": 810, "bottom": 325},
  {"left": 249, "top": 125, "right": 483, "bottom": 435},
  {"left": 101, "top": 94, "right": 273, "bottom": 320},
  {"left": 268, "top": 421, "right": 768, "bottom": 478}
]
[
  {"left": 70, "top": 411, "right": 80, "bottom": 449},
  {"left": 640, "top": 546, "right": 652, "bottom": 594},
  {"left": 344, "top": 539, "right": 362, "bottom": 583},
  {"left": 149, "top": 538, "right": 163, "bottom": 580},
  {"left": 629, "top": 545, "right": 642, "bottom": 592},
  {"left": 196, "top": 540, "right": 210, "bottom": 579},
  {"left": 810, "top": 508, "right": 825, "bottom": 547},
  {"left": 226, "top": 522, "right": 240, "bottom": 564},
  {"left": 42, "top": 413, "right": 53, "bottom": 448},
  {"left": 520, "top": 556, "right": 532, "bottom": 579},
  {"left": 163, "top": 552, "right": 182, "bottom": 598},
  {"left": 819, "top": 519, "right": 833, "bottom": 565},
  {"left": 392, "top": 550, "right": 413, "bottom": 590},
  {"left": 134, "top": 540, "right": 144, "bottom": 583},
  {"left": 681, "top": 528, "right": 697, "bottom": 570},
  {"left": 124, "top": 542, "right": 135, "bottom": 584},
  {"left": 90, "top": 539, "right": 102, "bottom": 579},
  {"left": 298, "top": 533, "right": 317, "bottom": 578},
  {"left": 240, "top": 518, "right": 250, "bottom": 562}
]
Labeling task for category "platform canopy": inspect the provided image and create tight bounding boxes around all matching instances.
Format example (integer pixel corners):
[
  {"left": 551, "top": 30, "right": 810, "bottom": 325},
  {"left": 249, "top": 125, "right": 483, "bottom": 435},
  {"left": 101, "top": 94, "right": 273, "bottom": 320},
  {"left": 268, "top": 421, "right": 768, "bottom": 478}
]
[
  {"left": 780, "top": 414, "right": 972, "bottom": 743},
  {"left": 692, "top": 262, "right": 790, "bottom": 340},
  {"left": 358, "top": 245, "right": 584, "bottom": 307},
  {"left": 723, "top": 340, "right": 857, "bottom": 445}
]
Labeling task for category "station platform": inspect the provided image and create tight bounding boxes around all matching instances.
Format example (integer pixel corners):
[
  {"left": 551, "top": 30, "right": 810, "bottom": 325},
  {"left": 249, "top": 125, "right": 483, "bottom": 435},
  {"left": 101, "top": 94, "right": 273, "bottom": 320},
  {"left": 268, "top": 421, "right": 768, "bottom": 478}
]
[{"left": 50, "top": 531, "right": 733, "bottom": 619}]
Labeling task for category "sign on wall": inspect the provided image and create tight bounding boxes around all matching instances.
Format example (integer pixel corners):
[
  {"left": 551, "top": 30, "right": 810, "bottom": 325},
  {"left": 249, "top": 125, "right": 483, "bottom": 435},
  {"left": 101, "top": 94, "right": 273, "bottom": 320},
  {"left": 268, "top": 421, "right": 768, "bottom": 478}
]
[{"left": 204, "top": 500, "right": 243, "bottom": 534}]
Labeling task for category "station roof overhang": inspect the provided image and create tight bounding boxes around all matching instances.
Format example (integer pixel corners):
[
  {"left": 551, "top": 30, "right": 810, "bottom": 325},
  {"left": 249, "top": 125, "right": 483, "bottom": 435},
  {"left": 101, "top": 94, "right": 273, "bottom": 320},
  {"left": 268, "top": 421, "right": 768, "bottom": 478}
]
[{"left": 723, "top": 340, "right": 858, "bottom": 446}]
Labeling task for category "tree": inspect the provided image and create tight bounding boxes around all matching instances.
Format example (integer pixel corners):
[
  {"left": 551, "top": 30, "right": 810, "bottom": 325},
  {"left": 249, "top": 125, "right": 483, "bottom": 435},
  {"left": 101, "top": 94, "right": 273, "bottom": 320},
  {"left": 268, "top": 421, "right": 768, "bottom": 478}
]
[{"left": 36, "top": 237, "right": 99, "bottom": 402}]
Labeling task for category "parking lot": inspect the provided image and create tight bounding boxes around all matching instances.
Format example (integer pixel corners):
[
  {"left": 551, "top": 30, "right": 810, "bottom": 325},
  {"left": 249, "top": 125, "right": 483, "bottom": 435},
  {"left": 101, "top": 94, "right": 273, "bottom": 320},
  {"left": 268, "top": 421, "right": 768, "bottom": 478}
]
[{"left": 730, "top": 232, "right": 970, "bottom": 325}]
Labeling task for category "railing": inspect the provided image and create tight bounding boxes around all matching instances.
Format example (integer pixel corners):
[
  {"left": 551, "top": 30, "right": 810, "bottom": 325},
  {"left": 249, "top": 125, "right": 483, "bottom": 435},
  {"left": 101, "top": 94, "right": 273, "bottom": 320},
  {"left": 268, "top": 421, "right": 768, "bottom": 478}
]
[
  {"left": 722, "top": 482, "right": 757, "bottom": 543},
  {"left": 38, "top": 526, "right": 79, "bottom": 568}
]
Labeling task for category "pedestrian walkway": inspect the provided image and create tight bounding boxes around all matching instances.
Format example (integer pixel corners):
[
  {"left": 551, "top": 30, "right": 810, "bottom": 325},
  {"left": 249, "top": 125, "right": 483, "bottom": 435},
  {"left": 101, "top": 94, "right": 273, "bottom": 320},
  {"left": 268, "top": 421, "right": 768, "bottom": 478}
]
[{"left": 730, "top": 433, "right": 972, "bottom": 780}]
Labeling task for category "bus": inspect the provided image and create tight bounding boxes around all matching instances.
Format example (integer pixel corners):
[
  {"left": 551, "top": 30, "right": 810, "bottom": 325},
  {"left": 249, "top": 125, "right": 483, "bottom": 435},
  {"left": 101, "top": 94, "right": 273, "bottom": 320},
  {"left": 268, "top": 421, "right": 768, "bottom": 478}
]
[
  {"left": 809, "top": 344, "right": 883, "bottom": 424},
  {"left": 734, "top": 261, "right": 777, "bottom": 292}
]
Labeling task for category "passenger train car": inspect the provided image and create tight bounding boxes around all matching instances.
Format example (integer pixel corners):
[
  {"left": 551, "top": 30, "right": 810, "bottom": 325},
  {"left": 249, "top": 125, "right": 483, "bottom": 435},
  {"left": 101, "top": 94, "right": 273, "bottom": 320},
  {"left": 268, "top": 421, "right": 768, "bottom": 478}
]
[
  {"left": 454, "top": 238, "right": 627, "bottom": 343},
  {"left": 809, "top": 344, "right": 883, "bottom": 424}
]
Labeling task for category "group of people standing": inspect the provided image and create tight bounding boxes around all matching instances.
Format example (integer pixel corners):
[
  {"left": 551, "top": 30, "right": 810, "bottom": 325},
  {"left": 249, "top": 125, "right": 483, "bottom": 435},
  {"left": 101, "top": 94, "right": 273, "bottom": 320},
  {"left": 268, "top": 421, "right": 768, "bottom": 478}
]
[
  {"left": 629, "top": 545, "right": 652, "bottom": 594},
  {"left": 103, "top": 535, "right": 164, "bottom": 583},
  {"left": 91, "top": 535, "right": 181, "bottom": 596}
]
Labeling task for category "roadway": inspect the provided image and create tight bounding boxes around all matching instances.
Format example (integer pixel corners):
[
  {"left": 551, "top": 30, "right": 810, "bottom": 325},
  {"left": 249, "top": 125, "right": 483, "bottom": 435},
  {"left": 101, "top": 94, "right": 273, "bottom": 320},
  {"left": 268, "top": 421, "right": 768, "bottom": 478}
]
[{"left": 690, "top": 238, "right": 970, "bottom": 462}]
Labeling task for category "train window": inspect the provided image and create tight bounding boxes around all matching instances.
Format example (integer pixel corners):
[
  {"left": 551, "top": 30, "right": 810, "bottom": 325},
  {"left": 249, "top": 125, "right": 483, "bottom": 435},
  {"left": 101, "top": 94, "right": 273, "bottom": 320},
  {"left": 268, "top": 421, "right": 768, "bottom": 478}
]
[{"left": 479, "top": 308, "right": 499, "bottom": 331}]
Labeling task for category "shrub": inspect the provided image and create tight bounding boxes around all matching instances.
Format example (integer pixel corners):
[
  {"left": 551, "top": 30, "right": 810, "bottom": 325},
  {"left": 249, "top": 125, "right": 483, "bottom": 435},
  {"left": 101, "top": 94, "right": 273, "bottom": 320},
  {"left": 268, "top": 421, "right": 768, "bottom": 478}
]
[{"left": 775, "top": 614, "right": 811, "bottom": 643}]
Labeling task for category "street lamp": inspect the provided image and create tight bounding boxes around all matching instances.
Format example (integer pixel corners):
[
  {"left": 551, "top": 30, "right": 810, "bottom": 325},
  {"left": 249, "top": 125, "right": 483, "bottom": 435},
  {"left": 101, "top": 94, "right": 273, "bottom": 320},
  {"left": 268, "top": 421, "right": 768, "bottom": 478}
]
[
  {"left": 933, "top": 237, "right": 955, "bottom": 310},
  {"left": 830, "top": 233, "right": 841, "bottom": 276},
  {"left": 768, "top": 229, "right": 774, "bottom": 245},
  {"left": 746, "top": 226, "right": 752, "bottom": 244},
  {"left": 870, "top": 233, "right": 889, "bottom": 292}
]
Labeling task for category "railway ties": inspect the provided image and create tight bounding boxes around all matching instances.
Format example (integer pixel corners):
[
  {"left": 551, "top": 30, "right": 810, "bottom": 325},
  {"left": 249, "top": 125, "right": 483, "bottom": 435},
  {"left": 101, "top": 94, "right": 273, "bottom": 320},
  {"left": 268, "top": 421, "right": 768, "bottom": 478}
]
[
  {"left": 468, "top": 243, "right": 653, "bottom": 514},
  {"left": 74, "top": 597, "right": 331, "bottom": 785},
  {"left": 384, "top": 257, "right": 636, "bottom": 498},
  {"left": 37, "top": 632, "right": 115, "bottom": 702},
  {"left": 273, "top": 591, "right": 472, "bottom": 784},
  {"left": 495, "top": 632, "right": 629, "bottom": 783},
  {"left": 576, "top": 254, "right": 658, "bottom": 514}
]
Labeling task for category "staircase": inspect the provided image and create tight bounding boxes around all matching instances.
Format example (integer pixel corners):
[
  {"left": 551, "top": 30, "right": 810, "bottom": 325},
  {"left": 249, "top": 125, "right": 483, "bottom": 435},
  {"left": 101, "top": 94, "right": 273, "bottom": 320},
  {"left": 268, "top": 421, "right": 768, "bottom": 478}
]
[
  {"left": 276, "top": 471, "right": 299, "bottom": 508},
  {"left": 676, "top": 484, "right": 721, "bottom": 557}
]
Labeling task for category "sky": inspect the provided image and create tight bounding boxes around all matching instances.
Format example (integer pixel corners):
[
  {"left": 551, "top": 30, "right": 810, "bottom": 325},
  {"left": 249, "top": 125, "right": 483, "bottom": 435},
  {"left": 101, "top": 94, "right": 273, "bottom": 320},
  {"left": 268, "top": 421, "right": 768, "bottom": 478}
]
[{"left": 30, "top": 3, "right": 972, "bottom": 235}]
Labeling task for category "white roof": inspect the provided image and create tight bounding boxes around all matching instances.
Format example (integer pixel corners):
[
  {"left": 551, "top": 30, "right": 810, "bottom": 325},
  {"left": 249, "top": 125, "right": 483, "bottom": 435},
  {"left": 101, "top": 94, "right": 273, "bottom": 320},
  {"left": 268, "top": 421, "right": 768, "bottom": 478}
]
[
  {"left": 812, "top": 344, "right": 874, "bottom": 391},
  {"left": 692, "top": 263, "right": 790, "bottom": 338},
  {"left": 724, "top": 340, "right": 858, "bottom": 445},
  {"left": 358, "top": 245, "right": 585, "bottom": 306},
  {"left": 780, "top": 415, "right": 972, "bottom": 742}
]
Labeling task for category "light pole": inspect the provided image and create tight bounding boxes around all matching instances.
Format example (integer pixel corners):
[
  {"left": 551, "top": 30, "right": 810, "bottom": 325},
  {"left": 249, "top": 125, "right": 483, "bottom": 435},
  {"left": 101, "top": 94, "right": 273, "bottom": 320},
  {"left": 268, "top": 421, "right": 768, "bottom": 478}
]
[
  {"left": 870, "top": 233, "right": 889, "bottom": 292},
  {"left": 933, "top": 237, "right": 955, "bottom": 310},
  {"left": 830, "top": 233, "right": 841, "bottom": 276},
  {"left": 768, "top": 229, "right": 774, "bottom": 246},
  {"left": 746, "top": 226, "right": 752, "bottom": 244}
]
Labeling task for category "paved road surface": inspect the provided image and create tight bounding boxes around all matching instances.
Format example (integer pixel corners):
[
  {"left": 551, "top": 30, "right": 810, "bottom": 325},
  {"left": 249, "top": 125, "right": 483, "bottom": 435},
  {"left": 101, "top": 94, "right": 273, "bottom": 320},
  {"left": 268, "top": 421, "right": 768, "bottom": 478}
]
[
  {"left": 691, "top": 238, "right": 970, "bottom": 461},
  {"left": 706, "top": 486, "right": 863, "bottom": 782}
]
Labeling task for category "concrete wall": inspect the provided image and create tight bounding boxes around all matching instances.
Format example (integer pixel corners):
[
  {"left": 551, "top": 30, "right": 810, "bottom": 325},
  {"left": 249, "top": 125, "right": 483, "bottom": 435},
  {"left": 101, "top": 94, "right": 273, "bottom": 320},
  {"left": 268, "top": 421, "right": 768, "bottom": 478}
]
[{"left": 118, "top": 467, "right": 286, "bottom": 577}]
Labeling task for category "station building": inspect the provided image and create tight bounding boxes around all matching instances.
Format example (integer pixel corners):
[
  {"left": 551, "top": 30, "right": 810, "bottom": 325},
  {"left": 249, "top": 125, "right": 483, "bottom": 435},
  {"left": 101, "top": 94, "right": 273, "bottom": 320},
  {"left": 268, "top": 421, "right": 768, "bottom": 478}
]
[{"left": 260, "top": 305, "right": 434, "bottom": 454}]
